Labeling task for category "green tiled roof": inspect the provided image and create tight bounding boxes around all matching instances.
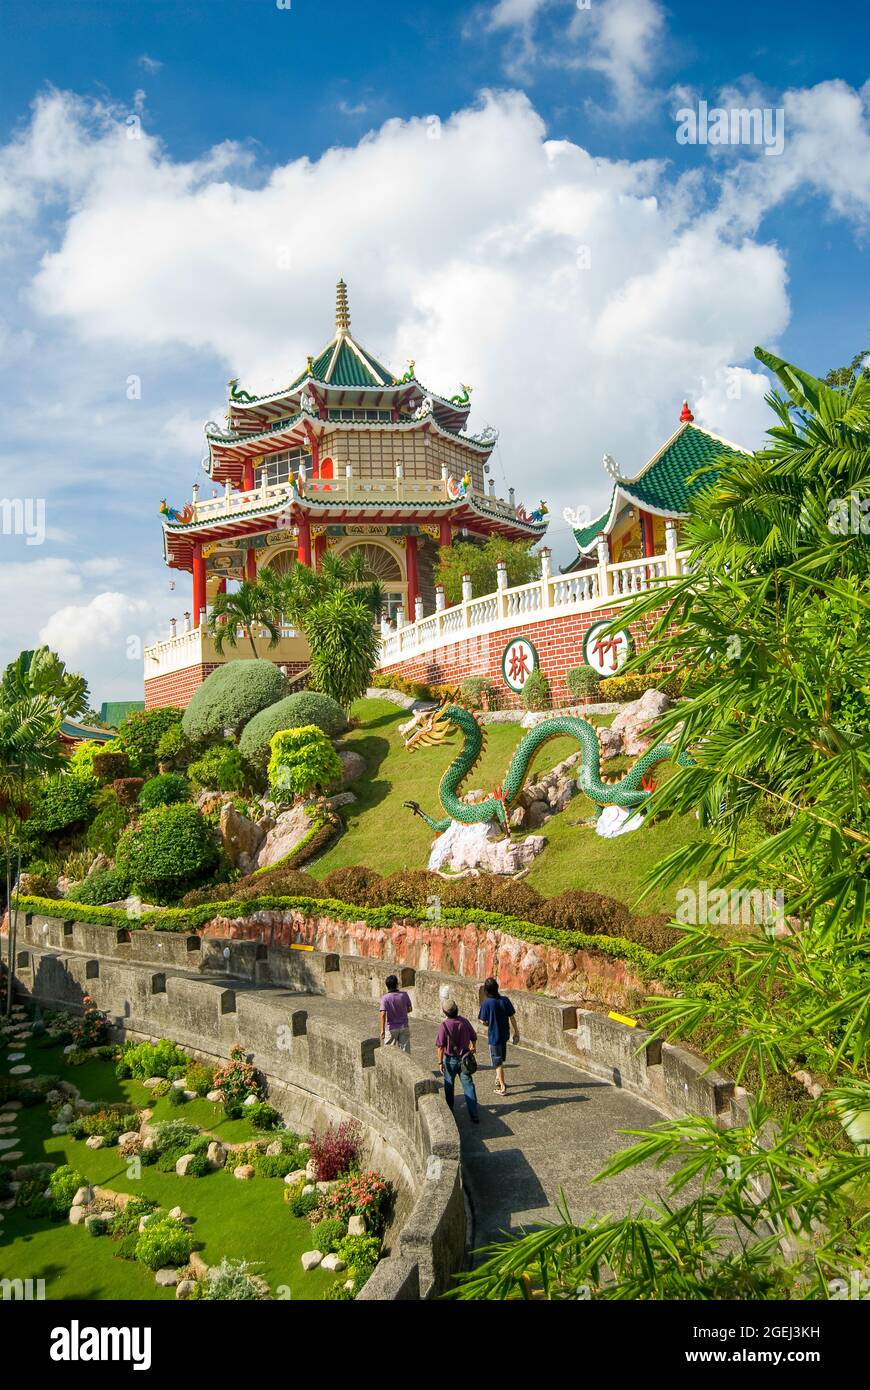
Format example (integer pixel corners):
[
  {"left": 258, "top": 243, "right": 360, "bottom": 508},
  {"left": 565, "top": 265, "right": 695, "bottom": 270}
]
[
  {"left": 100, "top": 700, "right": 145, "bottom": 728},
  {"left": 60, "top": 719, "right": 115, "bottom": 743},
  {"left": 571, "top": 424, "right": 748, "bottom": 550},
  {"left": 572, "top": 503, "right": 612, "bottom": 551},
  {"left": 624, "top": 424, "right": 745, "bottom": 514}
]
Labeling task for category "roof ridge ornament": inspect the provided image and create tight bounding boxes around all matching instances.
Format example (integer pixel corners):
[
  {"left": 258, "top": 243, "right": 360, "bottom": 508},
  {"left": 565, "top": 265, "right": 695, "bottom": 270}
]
[
  {"left": 680, "top": 400, "right": 694, "bottom": 423},
  {"left": 336, "top": 278, "right": 350, "bottom": 333},
  {"left": 603, "top": 453, "right": 624, "bottom": 481}
]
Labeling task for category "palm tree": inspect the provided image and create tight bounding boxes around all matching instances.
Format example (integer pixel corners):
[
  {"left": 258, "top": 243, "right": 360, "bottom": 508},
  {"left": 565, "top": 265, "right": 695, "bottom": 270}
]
[
  {"left": 205, "top": 579, "right": 283, "bottom": 658},
  {"left": 0, "top": 692, "right": 64, "bottom": 1016},
  {"left": 277, "top": 549, "right": 383, "bottom": 710}
]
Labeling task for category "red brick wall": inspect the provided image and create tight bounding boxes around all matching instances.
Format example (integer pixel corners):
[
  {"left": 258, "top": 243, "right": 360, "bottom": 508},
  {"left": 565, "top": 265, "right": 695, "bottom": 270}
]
[
  {"left": 144, "top": 660, "right": 309, "bottom": 709},
  {"left": 378, "top": 606, "right": 671, "bottom": 707}
]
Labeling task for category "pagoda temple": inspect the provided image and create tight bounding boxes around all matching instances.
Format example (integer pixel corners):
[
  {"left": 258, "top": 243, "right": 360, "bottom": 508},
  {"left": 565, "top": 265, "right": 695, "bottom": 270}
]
[
  {"left": 145, "top": 281, "right": 549, "bottom": 707},
  {"left": 565, "top": 403, "right": 748, "bottom": 570}
]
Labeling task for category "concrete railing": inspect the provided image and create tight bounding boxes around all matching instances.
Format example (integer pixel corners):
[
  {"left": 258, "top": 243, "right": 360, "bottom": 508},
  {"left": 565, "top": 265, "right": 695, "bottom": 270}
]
[
  {"left": 379, "top": 549, "right": 692, "bottom": 666},
  {"left": 144, "top": 626, "right": 309, "bottom": 678}
]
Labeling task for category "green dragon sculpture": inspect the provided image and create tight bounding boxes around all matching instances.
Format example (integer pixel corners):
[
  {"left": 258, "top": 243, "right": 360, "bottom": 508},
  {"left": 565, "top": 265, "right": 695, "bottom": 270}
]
[{"left": 402, "top": 698, "right": 691, "bottom": 835}]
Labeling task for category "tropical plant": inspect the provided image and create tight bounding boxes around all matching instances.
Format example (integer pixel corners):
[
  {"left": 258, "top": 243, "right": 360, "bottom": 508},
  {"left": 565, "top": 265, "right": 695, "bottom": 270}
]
[
  {"left": 0, "top": 661, "right": 67, "bottom": 1015},
  {"left": 450, "top": 349, "right": 870, "bottom": 1300},
  {"left": 206, "top": 576, "right": 284, "bottom": 659},
  {"left": 434, "top": 536, "right": 540, "bottom": 606},
  {"left": 2, "top": 646, "right": 90, "bottom": 719},
  {"left": 115, "top": 707, "right": 183, "bottom": 777},
  {"left": 182, "top": 660, "right": 288, "bottom": 744},
  {"left": 279, "top": 549, "right": 382, "bottom": 710}
]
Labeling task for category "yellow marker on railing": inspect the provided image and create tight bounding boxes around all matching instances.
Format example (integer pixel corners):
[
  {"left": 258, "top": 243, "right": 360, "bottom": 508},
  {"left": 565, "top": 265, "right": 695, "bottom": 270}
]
[{"left": 608, "top": 1011, "right": 638, "bottom": 1028}]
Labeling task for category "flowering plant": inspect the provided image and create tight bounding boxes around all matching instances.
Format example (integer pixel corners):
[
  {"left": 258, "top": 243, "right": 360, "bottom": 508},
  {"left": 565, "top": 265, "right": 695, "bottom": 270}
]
[
  {"left": 73, "top": 995, "right": 109, "bottom": 1048},
  {"left": 212, "top": 1045, "right": 261, "bottom": 1109},
  {"left": 323, "top": 1170, "right": 391, "bottom": 1232}
]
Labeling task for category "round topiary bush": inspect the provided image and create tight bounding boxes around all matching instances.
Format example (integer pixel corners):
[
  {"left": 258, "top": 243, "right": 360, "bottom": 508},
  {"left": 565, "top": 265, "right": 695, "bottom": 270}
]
[
  {"left": 320, "top": 865, "right": 385, "bottom": 904},
  {"left": 65, "top": 866, "right": 131, "bottom": 906},
  {"left": 29, "top": 771, "right": 98, "bottom": 836},
  {"left": 139, "top": 773, "right": 190, "bottom": 811},
  {"left": 116, "top": 707, "right": 184, "bottom": 777},
  {"left": 440, "top": 875, "right": 544, "bottom": 919},
  {"left": 239, "top": 690, "right": 347, "bottom": 776},
  {"left": 115, "top": 803, "right": 219, "bottom": 900},
  {"left": 182, "top": 660, "right": 288, "bottom": 745}
]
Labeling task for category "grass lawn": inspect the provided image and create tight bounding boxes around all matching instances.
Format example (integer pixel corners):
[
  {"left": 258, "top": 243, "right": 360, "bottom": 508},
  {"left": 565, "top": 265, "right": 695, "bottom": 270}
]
[
  {"left": 312, "top": 698, "right": 703, "bottom": 913},
  {"left": 0, "top": 1036, "right": 340, "bottom": 1301}
]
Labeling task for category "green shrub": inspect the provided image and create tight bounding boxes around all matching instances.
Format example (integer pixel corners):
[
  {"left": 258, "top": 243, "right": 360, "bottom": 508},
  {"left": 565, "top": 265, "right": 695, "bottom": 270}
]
[
  {"left": 182, "top": 661, "right": 288, "bottom": 745},
  {"left": 520, "top": 669, "right": 550, "bottom": 711},
  {"left": 48, "top": 1164, "right": 84, "bottom": 1212},
  {"left": 168, "top": 1085, "right": 186, "bottom": 1108},
  {"left": 267, "top": 725, "right": 343, "bottom": 802},
  {"left": 139, "top": 773, "right": 190, "bottom": 810},
  {"left": 337, "top": 1233, "right": 380, "bottom": 1288},
  {"left": 122, "top": 1039, "right": 190, "bottom": 1079},
  {"left": 66, "top": 866, "right": 131, "bottom": 905},
  {"left": 287, "top": 1189, "right": 319, "bottom": 1219},
  {"left": 85, "top": 794, "right": 130, "bottom": 857},
  {"left": 154, "top": 722, "right": 191, "bottom": 771},
  {"left": 117, "top": 707, "right": 184, "bottom": 777},
  {"left": 186, "top": 1062, "right": 215, "bottom": 1097},
  {"left": 374, "top": 868, "right": 439, "bottom": 908},
  {"left": 135, "top": 1217, "right": 195, "bottom": 1270},
  {"left": 69, "top": 740, "right": 109, "bottom": 777},
  {"left": 91, "top": 750, "right": 131, "bottom": 783},
  {"left": 30, "top": 771, "right": 98, "bottom": 835},
  {"left": 459, "top": 676, "right": 499, "bottom": 710},
  {"left": 115, "top": 803, "right": 219, "bottom": 899},
  {"left": 440, "top": 874, "right": 544, "bottom": 919},
  {"left": 312, "top": 1217, "right": 346, "bottom": 1254},
  {"left": 187, "top": 742, "right": 247, "bottom": 793},
  {"left": 240, "top": 691, "right": 347, "bottom": 775},
  {"left": 566, "top": 666, "right": 602, "bottom": 702},
  {"left": 598, "top": 671, "right": 684, "bottom": 702},
  {"left": 200, "top": 1257, "right": 269, "bottom": 1300},
  {"left": 77, "top": 1107, "right": 139, "bottom": 1144},
  {"left": 108, "top": 1197, "right": 157, "bottom": 1237},
  {"left": 246, "top": 1101, "right": 281, "bottom": 1131},
  {"left": 181, "top": 1152, "right": 211, "bottom": 1177}
]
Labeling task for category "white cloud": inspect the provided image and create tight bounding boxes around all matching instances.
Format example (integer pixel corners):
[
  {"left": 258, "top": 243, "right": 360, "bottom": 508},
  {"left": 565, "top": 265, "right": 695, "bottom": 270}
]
[
  {"left": 138, "top": 55, "right": 163, "bottom": 75},
  {"left": 39, "top": 590, "right": 158, "bottom": 700}
]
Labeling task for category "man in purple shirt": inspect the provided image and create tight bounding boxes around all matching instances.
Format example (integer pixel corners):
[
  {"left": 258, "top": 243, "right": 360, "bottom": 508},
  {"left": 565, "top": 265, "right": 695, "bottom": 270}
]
[
  {"left": 435, "top": 1000, "right": 480, "bottom": 1123},
  {"left": 379, "top": 974, "right": 413, "bottom": 1053}
]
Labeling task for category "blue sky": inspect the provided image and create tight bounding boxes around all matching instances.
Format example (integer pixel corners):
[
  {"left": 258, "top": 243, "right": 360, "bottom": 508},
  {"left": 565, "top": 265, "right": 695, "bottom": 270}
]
[{"left": 0, "top": 0, "right": 868, "bottom": 699}]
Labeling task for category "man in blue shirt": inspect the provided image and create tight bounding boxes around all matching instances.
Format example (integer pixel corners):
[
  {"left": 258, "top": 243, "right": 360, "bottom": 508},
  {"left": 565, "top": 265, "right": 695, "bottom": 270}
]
[{"left": 478, "top": 977, "right": 519, "bottom": 1096}]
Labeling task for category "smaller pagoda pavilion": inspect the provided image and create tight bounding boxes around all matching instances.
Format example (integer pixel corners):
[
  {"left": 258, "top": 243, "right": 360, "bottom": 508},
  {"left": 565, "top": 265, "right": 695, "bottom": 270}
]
[{"left": 565, "top": 403, "right": 748, "bottom": 571}]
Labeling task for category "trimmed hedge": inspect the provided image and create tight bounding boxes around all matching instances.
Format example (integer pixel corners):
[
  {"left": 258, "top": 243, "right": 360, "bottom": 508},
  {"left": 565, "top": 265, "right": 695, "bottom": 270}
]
[
  {"left": 139, "top": 773, "right": 191, "bottom": 810},
  {"left": 115, "top": 803, "right": 219, "bottom": 899},
  {"left": 239, "top": 691, "right": 347, "bottom": 775},
  {"left": 598, "top": 671, "right": 686, "bottom": 701},
  {"left": 182, "top": 661, "right": 288, "bottom": 745},
  {"left": 16, "top": 891, "right": 683, "bottom": 985}
]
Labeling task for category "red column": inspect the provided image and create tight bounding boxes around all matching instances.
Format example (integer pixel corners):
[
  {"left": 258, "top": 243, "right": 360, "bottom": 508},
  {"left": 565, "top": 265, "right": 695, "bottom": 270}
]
[
  {"left": 245, "top": 548, "right": 257, "bottom": 583},
  {"left": 314, "top": 532, "right": 327, "bottom": 569},
  {"left": 191, "top": 543, "right": 206, "bottom": 627},
  {"left": 405, "top": 534, "right": 419, "bottom": 617},
  {"left": 297, "top": 514, "right": 312, "bottom": 567},
  {"left": 439, "top": 517, "right": 453, "bottom": 549},
  {"left": 242, "top": 461, "right": 255, "bottom": 491},
  {"left": 640, "top": 511, "right": 655, "bottom": 558}
]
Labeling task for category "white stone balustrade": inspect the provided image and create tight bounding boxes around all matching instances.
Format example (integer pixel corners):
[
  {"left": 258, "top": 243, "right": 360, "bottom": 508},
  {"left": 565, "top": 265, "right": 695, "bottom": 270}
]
[
  {"left": 378, "top": 548, "right": 690, "bottom": 667},
  {"left": 183, "top": 475, "right": 525, "bottom": 523}
]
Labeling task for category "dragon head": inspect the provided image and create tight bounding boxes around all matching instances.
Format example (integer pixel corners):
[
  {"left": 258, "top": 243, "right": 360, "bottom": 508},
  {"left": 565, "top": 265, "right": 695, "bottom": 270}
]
[{"left": 401, "top": 693, "right": 460, "bottom": 752}]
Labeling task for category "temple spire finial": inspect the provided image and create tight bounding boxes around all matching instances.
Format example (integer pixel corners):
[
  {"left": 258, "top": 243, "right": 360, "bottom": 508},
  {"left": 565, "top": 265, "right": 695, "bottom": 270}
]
[
  {"left": 680, "top": 400, "right": 694, "bottom": 423},
  {"left": 336, "top": 278, "right": 350, "bottom": 332}
]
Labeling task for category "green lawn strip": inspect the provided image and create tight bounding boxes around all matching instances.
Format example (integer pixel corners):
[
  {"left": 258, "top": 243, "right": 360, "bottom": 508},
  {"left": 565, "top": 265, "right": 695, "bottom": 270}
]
[{"left": 2, "top": 1040, "right": 340, "bottom": 1301}]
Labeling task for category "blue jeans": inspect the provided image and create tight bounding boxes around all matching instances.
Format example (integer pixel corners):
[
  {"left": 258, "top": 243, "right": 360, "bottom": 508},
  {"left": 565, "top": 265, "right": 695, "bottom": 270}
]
[{"left": 442, "top": 1054, "right": 479, "bottom": 1120}]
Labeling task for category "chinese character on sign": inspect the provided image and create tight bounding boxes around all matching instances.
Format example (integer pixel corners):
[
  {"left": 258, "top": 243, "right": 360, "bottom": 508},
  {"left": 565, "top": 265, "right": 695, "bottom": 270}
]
[
  {"left": 584, "top": 622, "right": 631, "bottom": 677},
  {"left": 502, "top": 637, "right": 538, "bottom": 692}
]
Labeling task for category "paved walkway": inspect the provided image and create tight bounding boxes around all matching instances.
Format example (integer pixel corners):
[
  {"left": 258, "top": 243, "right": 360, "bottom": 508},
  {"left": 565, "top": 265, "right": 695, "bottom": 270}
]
[{"left": 296, "top": 991, "right": 675, "bottom": 1256}]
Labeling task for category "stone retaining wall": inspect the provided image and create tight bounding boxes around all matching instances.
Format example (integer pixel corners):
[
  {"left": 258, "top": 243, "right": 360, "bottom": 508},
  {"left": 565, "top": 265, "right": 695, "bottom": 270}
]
[{"left": 8, "top": 911, "right": 748, "bottom": 1298}]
